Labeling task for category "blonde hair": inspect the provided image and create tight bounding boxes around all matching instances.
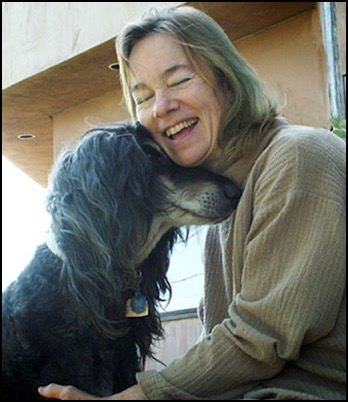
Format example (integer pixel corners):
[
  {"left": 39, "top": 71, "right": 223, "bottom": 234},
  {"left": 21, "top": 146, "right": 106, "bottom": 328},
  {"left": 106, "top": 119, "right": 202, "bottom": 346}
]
[{"left": 116, "top": 6, "right": 285, "bottom": 157}]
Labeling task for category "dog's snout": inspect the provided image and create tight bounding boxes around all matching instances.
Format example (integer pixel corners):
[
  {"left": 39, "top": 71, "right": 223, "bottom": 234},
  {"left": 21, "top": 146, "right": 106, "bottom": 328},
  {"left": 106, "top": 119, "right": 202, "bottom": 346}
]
[{"left": 224, "top": 182, "right": 242, "bottom": 207}]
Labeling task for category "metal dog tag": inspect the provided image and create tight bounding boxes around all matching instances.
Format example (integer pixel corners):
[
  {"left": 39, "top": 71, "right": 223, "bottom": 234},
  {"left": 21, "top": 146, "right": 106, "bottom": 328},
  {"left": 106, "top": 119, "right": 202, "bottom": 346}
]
[{"left": 125, "top": 294, "right": 149, "bottom": 318}]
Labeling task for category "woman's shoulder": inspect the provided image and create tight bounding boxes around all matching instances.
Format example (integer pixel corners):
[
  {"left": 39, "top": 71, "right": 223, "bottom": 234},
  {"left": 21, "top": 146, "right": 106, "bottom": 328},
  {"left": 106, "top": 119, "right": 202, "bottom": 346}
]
[
  {"left": 264, "top": 124, "right": 345, "bottom": 167},
  {"left": 252, "top": 124, "right": 346, "bottom": 201},
  {"left": 273, "top": 124, "right": 345, "bottom": 154}
]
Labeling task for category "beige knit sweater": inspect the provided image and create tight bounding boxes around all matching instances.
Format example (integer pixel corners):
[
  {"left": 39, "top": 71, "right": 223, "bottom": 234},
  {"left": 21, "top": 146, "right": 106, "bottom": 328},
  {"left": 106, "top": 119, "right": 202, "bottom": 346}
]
[{"left": 137, "top": 125, "right": 346, "bottom": 400}]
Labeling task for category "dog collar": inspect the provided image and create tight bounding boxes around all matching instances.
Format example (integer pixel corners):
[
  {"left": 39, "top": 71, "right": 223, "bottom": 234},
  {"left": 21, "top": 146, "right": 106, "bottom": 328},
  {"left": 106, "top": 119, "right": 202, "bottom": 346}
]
[{"left": 46, "top": 231, "right": 64, "bottom": 260}]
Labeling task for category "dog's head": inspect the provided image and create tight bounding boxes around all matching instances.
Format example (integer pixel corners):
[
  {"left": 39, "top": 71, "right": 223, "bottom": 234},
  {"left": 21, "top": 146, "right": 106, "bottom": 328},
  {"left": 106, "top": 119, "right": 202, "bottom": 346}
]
[{"left": 46, "top": 123, "right": 241, "bottom": 347}]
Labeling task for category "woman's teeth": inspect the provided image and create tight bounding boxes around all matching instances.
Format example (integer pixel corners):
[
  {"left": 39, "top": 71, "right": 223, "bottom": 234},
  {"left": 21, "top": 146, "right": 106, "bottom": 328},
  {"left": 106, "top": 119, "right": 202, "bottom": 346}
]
[{"left": 165, "top": 119, "right": 198, "bottom": 138}]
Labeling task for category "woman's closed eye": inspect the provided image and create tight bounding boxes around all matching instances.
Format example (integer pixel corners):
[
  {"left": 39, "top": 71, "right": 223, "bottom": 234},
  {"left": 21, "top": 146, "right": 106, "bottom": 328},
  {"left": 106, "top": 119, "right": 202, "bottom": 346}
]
[
  {"left": 170, "top": 77, "right": 193, "bottom": 87},
  {"left": 135, "top": 76, "right": 195, "bottom": 105},
  {"left": 136, "top": 94, "right": 154, "bottom": 105}
]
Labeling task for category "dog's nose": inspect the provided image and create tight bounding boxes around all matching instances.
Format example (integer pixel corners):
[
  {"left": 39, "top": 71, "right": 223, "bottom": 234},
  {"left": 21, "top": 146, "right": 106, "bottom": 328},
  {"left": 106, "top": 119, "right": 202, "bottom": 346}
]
[{"left": 224, "top": 182, "right": 242, "bottom": 208}]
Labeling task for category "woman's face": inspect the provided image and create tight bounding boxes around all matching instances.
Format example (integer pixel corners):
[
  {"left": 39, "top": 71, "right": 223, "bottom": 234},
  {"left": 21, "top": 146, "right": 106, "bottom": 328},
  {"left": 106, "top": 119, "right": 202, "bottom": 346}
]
[{"left": 128, "top": 33, "right": 223, "bottom": 170}]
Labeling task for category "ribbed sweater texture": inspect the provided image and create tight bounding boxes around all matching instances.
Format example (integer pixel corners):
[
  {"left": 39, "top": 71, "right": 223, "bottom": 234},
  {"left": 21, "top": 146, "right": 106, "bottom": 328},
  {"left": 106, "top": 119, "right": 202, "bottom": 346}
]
[{"left": 137, "top": 125, "right": 346, "bottom": 400}]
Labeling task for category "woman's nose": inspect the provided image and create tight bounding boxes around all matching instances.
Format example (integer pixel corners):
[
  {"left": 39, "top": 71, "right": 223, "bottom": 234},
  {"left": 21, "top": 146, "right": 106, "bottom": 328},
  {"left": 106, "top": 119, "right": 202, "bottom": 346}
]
[{"left": 153, "top": 90, "right": 179, "bottom": 119}]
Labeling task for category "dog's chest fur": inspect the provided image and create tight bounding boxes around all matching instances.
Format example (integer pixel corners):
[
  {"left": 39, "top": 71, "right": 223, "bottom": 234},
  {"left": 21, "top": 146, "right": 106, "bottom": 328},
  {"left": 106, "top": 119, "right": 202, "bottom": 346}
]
[{"left": 2, "top": 245, "right": 139, "bottom": 400}]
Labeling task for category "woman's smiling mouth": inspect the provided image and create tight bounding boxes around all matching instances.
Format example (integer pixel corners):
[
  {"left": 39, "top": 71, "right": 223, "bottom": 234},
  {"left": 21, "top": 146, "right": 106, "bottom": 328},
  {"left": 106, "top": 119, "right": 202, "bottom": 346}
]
[{"left": 165, "top": 118, "right": 198, "bottom": 140}]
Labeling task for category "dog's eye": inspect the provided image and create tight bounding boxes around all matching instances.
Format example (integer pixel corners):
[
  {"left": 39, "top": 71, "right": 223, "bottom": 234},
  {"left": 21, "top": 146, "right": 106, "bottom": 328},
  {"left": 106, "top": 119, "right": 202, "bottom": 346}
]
[
  {"left": 141, "top": 147, "right": 171, "bottom": 173},
  {"left": 145, "top": 148, "right": 164, "bottom": 161}
]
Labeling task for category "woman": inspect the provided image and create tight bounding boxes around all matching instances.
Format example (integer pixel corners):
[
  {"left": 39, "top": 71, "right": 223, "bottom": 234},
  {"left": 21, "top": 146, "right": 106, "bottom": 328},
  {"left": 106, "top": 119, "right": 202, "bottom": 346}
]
[{"left": 39, "top": 6, "right": 346, "bottom": 400}]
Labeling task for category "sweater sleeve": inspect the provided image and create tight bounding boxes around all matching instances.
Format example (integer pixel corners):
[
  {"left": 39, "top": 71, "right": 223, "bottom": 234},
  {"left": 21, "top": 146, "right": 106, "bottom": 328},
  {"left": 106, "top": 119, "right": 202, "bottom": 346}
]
[{"left": 136, "top": 131, "right": 346, "bottom": 400}]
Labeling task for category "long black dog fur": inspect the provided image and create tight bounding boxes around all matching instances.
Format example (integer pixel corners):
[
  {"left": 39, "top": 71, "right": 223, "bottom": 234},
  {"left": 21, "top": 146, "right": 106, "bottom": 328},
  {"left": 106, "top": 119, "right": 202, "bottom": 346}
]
[{"left": 2, "top": 123, "right": 241, "bottom": 399}]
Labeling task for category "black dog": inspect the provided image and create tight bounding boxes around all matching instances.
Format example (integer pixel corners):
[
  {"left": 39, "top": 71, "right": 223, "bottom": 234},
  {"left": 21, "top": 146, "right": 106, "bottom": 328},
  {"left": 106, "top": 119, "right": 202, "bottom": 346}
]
[{"left": 2, "top": 123, "right": 241, "bottom": 399}]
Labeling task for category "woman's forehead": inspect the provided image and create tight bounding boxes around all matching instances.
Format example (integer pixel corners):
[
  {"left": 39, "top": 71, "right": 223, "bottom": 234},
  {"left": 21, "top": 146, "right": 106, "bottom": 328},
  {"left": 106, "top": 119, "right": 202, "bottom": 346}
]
[{"left": 128, "top": 34, "right": 194, "bottom": 87}]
